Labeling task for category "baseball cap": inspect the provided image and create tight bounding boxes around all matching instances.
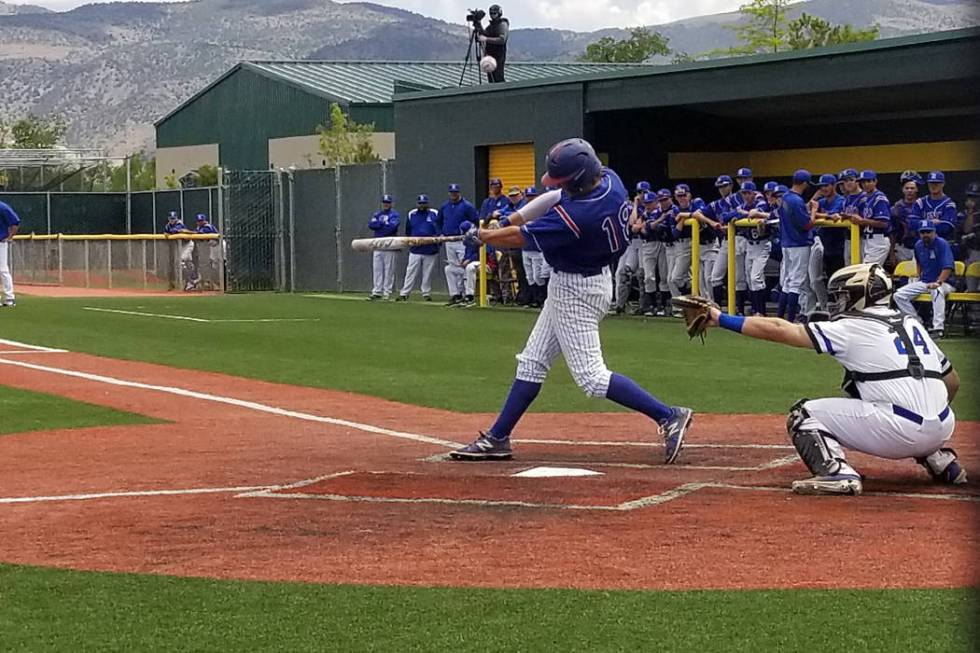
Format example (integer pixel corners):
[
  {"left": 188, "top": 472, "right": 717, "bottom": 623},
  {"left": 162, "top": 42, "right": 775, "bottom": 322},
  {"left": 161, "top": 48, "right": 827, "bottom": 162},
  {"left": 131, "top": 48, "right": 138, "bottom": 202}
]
[
  {"left": 740, "top": 181, "right": 757, "bottom": 192},
  {"left": 715, "top": 175, "right": 733, "bottom": 187},
  {"left": 447, "top": 183, "right": 460, "bottom": 192},
  {"left": 927, "top": 171, "right": 946, "bottom": 184},
  {"left": 858, "top": 169, "right": 877, "bottom": 182},
  {"left": 642, "top": 191, "right": 657, "bottom": 203},
  {"left": 524, "top": 186, "right": 539, "bottom": 197},
  {"left": 195, "top": 213, "right": 207, "bottom": 221},
  {"left": 917, "top": 222, "right": 936, "bottom": 232},
  {"left": 416, "top": 194, "right": 429, "bottom": 204},
  {"left": 840, "top": 168, "right": 858, "bottom": 180},
  {"left": 167, "top": 211, "right": 178, "bottom": 219},
  {"left": 657, "top": 188, "right": 672, "bottom": 200},
  {"left": 489, "top": 177, "right": 502, "bottom": 187},
  {"left": 792, "top": 169, "right": 812, "bottom": 185},
  {"left": 736, "top": 167, "right": 752, "bottom": 178},
  {"left": 636, "top": 180, "right": 651, "bottom": 192},
  {"left": 674, "top": 183, "right": 690, "bottom": 195},
  {"left": 763, "top": 181, "right": 779, "bottom": 193},
  {"left": 773, "top": 185, "right": 789, "bottom": 196},
  {"left": 966, "top": 182, "right": 980, "bottom": 197},
  {"left": 817, "top": 173, "right": 837, "bottom": 187},
  {"left": 507, "top": 186, "right": 522, "bottom": 196},
  {"left": 381, "top": 194, "right": 393, "bottom": 203}
]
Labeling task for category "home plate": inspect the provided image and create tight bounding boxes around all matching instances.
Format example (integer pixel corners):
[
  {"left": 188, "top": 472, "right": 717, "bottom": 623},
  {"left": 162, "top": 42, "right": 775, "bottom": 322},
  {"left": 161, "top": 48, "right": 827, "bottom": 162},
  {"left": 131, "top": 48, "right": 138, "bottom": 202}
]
[{"left": 512, "top": 466, "right": 603, "bottom": 478}]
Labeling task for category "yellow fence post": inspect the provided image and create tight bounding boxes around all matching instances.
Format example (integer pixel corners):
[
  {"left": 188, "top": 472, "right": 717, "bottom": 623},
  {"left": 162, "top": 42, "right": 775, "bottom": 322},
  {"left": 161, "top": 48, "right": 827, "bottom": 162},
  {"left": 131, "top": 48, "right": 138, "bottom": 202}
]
[
  {"left": 726, "top": 221, "right": 736, "bottom": 313},
  {"left": 478, "top": 220, "right": 488, "bottom": 308},
  {"left": 850, "top": 222, "right": 862, "bottom": 264},
  {"left": 689, "top": 219, "right": 700, "bottom": 297}
]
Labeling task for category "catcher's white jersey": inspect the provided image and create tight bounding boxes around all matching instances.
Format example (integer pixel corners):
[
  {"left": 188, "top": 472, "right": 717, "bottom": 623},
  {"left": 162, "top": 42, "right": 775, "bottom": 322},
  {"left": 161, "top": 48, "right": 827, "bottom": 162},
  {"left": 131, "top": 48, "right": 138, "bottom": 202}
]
[{"left": 803, "top": 308, "right": 950, "bottom": 415}]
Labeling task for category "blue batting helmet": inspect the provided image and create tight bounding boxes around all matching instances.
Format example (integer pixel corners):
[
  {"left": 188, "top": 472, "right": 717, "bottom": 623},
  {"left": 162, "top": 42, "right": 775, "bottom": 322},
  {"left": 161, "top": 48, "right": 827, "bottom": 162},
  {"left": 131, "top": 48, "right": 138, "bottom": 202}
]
[{"left": 541, "top": 138, "right": 602, "bottom": 195}]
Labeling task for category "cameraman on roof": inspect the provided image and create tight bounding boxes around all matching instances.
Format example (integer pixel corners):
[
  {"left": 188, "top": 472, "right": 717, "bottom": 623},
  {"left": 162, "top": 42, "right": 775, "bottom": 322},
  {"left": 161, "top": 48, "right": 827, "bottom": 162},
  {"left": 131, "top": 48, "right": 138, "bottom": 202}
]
[{"left": 475, "top": 5, "right": 509, "bottom": 83}]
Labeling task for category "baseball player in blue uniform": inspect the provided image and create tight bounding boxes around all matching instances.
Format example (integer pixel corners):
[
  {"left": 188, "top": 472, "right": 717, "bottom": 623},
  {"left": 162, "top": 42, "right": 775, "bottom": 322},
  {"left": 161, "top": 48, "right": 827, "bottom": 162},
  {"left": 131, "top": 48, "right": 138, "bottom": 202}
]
[
  {"left": 910, "top": 171, "right": 958, "bottom": 242},
  {"left": 369, "top": 194, "right": 400, "bottom": 300},
  {"left": 0, "top": 200, "right": 21, "bottom": 307},
  {"left": 667, "top": 184, "right": 704, "bottom": 300},
  {"left": 635, "top": 189, "right": 675, "bottom": 315},
  {"left": 194, "top": 213, "right": 221, "bottom": 290},
  {"left": 479, "top": 177, "right": 509, "bottom": 224},
  {"left": 836, "top": 169, "right": 865, "bottom": 266},
  {"left": 894, "top": 223, "right": 955, "bottom": 338},
  {"left": 891, "top": 171, "right": 923, "bottom": 262},
  {"left": 445, "top": 226, "right": 496, "bottom": 306},
  {"left": 853, "top": 170, "right": 893, "bottom": 265},
  {"left": 449, "top": 138, "right": 693, "bottom": 462},
  {"left": 519, "top": 187, "right": 551, "bottom": 308},
  {"left": 699, "top": 175, "right": 745, "bottom": 310},
  {"left": 438, "top": 184, "right": 478, "bottom": 304},
  {"left": 397, "top": 195, "right": 439, "bottom": 301},
  {"left": 808, "top": 174, "right": 846, "bottom": 308},
  {"left": 735, "top": 182, "right": 772, "bottom": 316},
  {"left": 612, "top": 181, "right": 650, "bottom": 313},
  {"left": 777, "top": 171, "right": 815, "bottom": 322},
  {"left": 163, "top": 210, "right": 189, "bottom": 290}
]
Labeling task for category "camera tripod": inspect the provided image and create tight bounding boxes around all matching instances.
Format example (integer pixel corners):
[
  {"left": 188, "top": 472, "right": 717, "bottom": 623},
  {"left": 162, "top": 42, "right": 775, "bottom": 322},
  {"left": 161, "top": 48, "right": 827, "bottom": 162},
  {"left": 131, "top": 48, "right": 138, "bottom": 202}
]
[{"left": 458, "top": 26, "right": 485, "bottom": 87}]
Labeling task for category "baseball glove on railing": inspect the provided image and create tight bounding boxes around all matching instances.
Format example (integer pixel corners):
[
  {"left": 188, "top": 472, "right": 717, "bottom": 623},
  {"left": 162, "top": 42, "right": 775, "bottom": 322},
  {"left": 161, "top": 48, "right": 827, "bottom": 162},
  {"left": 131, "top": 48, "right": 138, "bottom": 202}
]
[{"left": 671, "top": 295, "right": 717, "bottom": 343}]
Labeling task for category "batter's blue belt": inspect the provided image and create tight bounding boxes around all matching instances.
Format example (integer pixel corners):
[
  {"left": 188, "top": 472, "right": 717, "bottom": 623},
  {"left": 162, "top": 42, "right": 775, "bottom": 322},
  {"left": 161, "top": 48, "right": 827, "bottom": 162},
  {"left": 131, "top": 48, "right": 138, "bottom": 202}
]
[{"left": 892, "top": 404, "right": 951, "bottom": 425}]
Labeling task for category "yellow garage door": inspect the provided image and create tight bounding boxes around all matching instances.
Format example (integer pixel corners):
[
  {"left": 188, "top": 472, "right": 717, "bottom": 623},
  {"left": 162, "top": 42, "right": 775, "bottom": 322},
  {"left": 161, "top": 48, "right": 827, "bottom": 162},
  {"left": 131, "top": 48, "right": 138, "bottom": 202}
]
[{"left": 489, "top": 142, "right": 535, "bottom": 192}]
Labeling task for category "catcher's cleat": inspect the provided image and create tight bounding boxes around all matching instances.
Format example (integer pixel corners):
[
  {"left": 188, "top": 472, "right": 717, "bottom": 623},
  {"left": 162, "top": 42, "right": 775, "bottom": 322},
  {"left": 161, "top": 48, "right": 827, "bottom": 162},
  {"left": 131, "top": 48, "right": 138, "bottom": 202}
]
[
  {"left": 660, "top": 407, "right": 693, "bottom": 464},
  {"left": 449, "top": 432, "right": 513, "bottom": 461},
  {"left": 791, "top": 474, "right": 863, "bottom": 496},
  {"left": 916, "top": 448, "right": 968, "bottom": 485}
]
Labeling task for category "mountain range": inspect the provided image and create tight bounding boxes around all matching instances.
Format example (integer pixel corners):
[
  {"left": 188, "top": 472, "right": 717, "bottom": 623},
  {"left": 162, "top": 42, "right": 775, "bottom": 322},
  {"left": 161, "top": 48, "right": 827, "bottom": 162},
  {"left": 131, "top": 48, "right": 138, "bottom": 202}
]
[{"left": 1, "top": 0, "right": 976, "bottom": 155}]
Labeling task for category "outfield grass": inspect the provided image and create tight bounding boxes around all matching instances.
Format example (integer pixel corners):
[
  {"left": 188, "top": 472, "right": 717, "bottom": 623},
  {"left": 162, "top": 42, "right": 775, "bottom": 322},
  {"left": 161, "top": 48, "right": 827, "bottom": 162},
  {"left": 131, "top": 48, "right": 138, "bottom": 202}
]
[
  {"left": 0, "top": 564, "right": 975, "bottom": 652},
  {"left": 3, "top": 294, "right": 978, "bottom": 418},
  {"left": 0, "top": 383, "right": 160, "bottom": 436}
]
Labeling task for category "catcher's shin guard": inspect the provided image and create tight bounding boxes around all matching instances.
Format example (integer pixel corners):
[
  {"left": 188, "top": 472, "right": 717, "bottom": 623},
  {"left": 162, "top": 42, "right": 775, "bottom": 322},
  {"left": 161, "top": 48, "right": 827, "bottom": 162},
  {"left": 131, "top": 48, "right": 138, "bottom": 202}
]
[{"left": 786, "top": 399, "right": 843, "bottom": 476}]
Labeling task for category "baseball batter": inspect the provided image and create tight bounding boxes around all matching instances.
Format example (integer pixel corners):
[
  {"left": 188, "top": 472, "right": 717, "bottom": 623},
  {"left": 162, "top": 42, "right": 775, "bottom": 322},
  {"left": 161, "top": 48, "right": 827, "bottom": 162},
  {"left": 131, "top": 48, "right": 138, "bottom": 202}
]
[
  {"left": 699, "top": 262, "right": 965, "bottom": 495},
  {"left": 368, "top": 194, "right": 400, "bottom": 300},
  {"left": 449, "top": 138, "right": 693, "bottom": 462}
]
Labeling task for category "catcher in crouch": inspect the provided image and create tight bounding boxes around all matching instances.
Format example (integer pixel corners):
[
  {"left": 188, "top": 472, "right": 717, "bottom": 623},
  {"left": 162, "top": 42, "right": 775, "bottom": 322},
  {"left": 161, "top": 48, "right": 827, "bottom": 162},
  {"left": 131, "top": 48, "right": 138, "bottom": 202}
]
[{"left": 674, "top": 263, "right": 965, "bottom": 496}]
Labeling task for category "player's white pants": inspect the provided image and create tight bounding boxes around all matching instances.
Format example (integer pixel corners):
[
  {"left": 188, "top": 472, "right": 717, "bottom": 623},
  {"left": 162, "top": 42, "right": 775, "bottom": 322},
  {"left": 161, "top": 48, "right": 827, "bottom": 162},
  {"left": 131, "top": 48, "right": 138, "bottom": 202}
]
[
  {"left": 639, "top": 241, "right": 669, "bottom": 293},
  {"left": 522, "top": 250, "right": 551, "bottom": 286},
  {"left": 445, "top": 241, "right": 465, "bottom": 268},
  {"left": 966, "top": 250, "right": 980, "bottom": 292},
  {"left": 744, "top": 240, "right": 770, "bottom": 291},
  {"left": 782, "top": 246, "right": 810, "bottom": 295},
  {"left": 710, "top": 237, "right": 747, "bottom": 291},
  {"left": 373, "top": 250, "right": 396, "bottom": 297},
  {"left": 515, "top": 268, "right": 614, "bottom": 398},
  {"left": 400, "top": 253, "right": 436, "bottom": 297},
  {"left": 444, "top": 262, "right": 464, "bottom": 297},
  {"left": 807, "top": 237, "right": 827, "bottom": 312},
  {"left": 862, "top": 234, "right": 890, "bottom": 265},
  {"left": 698, "top": 243, "right": 719, "bottom": 299},
  {"left": 894, "top": 281, "right": 953, "bottom": 331},
  {"left": 666, "top": 239, "right": 691, "bottom": 297},
  {"left": 0, "top": 240, "right": 14, "bottom": 302},
  {"left": 801, "top": 398, "right": 955, "bottom": 465},
  {"left": 894, "top": 244, "right": 914, "bottom": 263},
  {"left": 614, "top": 239, "right": 642, "bottom": 308}
]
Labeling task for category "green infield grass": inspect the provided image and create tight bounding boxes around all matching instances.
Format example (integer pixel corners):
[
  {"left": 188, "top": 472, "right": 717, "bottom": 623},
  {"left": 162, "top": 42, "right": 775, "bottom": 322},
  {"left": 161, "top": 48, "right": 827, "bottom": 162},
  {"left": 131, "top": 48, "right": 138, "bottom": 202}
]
[
  {"left": 0, "top": 383, "right": 160, "bottom": 436},
  {"left": 0, "top": 564, "right": 975, "bottom": 652},
  {"left": 2, "top": 293, "right": 977, "bottom": 418}
]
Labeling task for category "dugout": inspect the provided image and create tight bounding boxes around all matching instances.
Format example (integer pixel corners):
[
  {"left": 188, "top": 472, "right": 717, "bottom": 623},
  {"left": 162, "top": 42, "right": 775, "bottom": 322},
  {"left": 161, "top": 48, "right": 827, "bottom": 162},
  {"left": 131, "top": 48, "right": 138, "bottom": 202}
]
[{"left": 393, "top": 28, "right": 980, "bottom": 205}]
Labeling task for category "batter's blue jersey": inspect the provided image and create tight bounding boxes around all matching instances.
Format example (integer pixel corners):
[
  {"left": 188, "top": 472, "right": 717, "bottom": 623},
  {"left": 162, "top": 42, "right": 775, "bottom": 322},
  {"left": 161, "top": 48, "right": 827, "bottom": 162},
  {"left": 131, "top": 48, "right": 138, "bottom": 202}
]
[
  {"left": 521, "top": 169, "right": 630, "bottom": 276},
  {"left": 0, "top": 201, "right": 21, "bottom": 240}
]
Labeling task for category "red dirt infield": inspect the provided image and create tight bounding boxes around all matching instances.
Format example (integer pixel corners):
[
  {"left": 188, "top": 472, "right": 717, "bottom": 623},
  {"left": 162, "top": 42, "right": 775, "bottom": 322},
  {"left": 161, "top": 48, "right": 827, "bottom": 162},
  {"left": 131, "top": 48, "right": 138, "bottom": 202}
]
[{"left": 0, "top": 343, "right": 977, "bottom": 591}]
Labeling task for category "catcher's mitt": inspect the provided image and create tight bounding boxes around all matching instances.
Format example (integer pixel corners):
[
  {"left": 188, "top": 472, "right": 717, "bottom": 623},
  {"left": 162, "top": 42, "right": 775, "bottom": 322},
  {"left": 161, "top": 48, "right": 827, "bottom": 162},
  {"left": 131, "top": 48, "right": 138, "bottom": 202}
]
[{"left": 671, "top": 295, "right": 718, "bottom": 343}]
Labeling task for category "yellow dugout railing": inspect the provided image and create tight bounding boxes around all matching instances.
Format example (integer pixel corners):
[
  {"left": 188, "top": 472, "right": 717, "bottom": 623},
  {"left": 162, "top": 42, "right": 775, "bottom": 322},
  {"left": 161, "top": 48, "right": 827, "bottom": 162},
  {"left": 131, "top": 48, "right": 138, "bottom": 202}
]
[{"left": 12, "top": 233, "right": 220, "bottom": 241}]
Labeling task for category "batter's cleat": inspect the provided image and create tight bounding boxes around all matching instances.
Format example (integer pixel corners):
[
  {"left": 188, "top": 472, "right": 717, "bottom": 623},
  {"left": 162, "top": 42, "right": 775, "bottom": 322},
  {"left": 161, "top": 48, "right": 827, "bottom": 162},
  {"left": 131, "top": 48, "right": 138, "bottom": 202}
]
[
  {"left": 791, "top": 474, "right": 863, "bottom": 496},
  {"left": 660, "top": 407, "right": 693, "bottom": 464},
  {"left": 449, "top": 432, "right": 512, "bottom": 461}
]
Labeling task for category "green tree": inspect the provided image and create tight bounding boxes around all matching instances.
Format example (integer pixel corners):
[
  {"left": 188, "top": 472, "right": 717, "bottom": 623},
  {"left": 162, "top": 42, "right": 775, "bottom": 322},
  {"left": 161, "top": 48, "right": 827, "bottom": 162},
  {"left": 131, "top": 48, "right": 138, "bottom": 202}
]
[
  {"left": 578, "top": 27, "right": 671, "bottom": 63},
  {"left": 785, "top": 13, "right": 878, "bottom": 50},
  {"left": 195, "top": 164, "right": 219, "bottom": 187},
  {"left": 317, "top": 103, "right": 379, "bottom": 166},
  {"left": 2, "top": 113, "right": 68, "bottom": 148},
  {"left": 107, "top": 152, "right": 157, "bottom": 191}
]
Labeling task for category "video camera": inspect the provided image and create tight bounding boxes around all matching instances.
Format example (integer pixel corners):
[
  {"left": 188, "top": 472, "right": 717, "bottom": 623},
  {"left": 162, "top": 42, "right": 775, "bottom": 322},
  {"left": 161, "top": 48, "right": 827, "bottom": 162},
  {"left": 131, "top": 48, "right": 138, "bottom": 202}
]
[{"left": 466, "top": 8, "right": 485, "bottom": 23}]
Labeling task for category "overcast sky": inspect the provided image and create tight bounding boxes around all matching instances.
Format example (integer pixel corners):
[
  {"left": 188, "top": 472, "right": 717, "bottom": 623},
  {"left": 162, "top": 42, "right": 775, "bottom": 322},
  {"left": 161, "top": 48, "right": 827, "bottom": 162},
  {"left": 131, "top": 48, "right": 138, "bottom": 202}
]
[{"left": 23, "top": 0, "right": 748, "bottom": 31}]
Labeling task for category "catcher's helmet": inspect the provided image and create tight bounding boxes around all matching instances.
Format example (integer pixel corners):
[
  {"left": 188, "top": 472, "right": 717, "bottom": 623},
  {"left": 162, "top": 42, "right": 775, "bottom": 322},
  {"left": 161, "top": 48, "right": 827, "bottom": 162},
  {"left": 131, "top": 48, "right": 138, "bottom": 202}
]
[
  {"left": 541, "top": 138, "right": 602, "bottom": 196},
  {"left": 900, "top": 170, "right": 923, "bottom": 185},
  {"left": 827, "top": 263, "right": 892, "bottom": 317}
]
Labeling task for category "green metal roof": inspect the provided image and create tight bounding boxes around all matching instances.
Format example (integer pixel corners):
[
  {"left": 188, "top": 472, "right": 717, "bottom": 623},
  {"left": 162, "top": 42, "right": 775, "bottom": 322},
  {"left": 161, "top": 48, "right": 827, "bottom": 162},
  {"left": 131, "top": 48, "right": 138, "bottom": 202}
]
[{"left": 155, "top": 60, "right": 653, "bottom": 126}]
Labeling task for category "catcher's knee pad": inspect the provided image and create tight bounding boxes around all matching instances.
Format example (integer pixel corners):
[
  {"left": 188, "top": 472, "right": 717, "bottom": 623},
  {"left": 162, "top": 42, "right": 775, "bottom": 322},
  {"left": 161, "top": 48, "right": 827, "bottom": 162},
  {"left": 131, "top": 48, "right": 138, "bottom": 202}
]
[
  {"left": 786, "top": 398, "right": 811, "bottom": 436},
  {"left": 787, "top": 400, "right": 842, "bottom": 476}
]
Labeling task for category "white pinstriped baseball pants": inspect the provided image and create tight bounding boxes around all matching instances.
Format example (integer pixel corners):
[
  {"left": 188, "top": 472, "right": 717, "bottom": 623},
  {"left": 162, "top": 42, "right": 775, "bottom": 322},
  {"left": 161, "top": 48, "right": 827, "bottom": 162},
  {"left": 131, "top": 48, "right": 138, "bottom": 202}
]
[
  {"left": 515, "top": 269, "right": 614, "bottom": 398},
  {"left": 0, "top": 240, "right": 14, "bottom": 302}
]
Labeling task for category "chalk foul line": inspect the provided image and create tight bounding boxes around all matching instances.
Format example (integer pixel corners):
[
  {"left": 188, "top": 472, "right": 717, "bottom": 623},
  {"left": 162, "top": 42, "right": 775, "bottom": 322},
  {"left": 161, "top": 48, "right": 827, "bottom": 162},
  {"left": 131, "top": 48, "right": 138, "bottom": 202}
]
[
  {"left": 82, "top": 307, "right": 319, "bottom": 323},
  {"left": 0, "top": 356, "right": 463, "bottom": 450}
]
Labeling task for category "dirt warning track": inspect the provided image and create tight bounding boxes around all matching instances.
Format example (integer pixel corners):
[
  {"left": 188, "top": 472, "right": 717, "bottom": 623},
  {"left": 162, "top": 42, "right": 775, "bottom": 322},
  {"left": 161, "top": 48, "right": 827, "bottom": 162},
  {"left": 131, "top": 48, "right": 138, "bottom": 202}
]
[{"left": 0, "top": 340, "right": 977, "bottom": 591}]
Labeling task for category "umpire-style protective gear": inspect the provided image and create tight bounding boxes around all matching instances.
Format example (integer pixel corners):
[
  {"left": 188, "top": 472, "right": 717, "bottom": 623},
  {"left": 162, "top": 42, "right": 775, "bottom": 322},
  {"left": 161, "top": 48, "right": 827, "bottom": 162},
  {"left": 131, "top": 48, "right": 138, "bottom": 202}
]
[
  {"left": 787, "top": 399, "right": 844, "bottom": 476},
  {"left": 900, "top": 170, "right": 923, "bottom": 185},
  {"left": 826, "top": 263, "right": 892, "bottom": 317},
  {"left": 541, "top": 138, "right": 602, "bottom": 196}
]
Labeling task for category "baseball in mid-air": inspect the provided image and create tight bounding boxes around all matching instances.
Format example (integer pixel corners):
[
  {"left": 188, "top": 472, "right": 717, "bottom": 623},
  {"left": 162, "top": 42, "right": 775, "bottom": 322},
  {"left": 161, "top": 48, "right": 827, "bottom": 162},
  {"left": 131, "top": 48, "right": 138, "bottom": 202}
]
[{"left": 480, "top": 56, "right": 497, "bottom": 73}]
